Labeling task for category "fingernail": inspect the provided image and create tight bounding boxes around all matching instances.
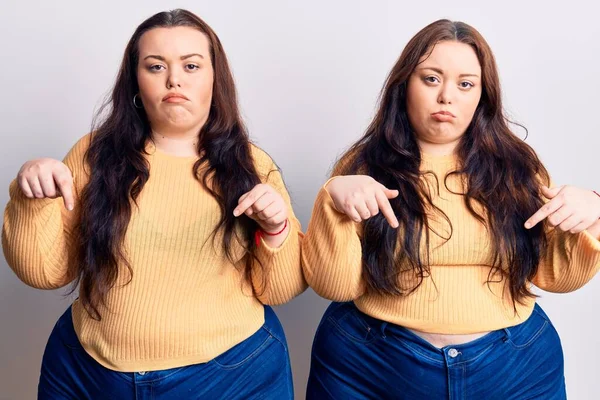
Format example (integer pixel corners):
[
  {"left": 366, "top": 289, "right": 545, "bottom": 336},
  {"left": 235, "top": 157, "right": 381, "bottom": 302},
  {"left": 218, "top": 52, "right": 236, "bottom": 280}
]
[
  {"left": 233, "top": 210, "right": 239, "bottom": 217},
  {"left": 524, "top": 222, "right": 531, "bottom": 229},
  {"left": 67, "top": 204, "right": 74, "bottom": 211}
]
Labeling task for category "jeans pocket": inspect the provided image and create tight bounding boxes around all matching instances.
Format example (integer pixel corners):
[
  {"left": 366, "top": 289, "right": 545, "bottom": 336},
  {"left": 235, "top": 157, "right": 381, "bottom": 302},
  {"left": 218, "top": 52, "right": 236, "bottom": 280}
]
[
  {"left": 328, "top": 303, "right": 377, "bottom": 344},
  {"left": 211, "top": 326, "right": 275, "bottom": 370},
  {"left": 505, "top": 308, "right": 551, "bottom": 350}
]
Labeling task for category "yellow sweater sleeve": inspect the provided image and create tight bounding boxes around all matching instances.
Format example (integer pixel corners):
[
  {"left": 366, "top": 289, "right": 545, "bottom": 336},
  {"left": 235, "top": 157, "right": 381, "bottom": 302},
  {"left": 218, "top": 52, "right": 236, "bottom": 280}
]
[
  {"left": 532, "top": 227, "right": 600, "bottom": 293},
  {"left": 2, "top": 134, "right": 90, "bottom": 289},
  {"left": 249, "top": 147, "right": 307, "bottom": 305},
  {"left": 302, "top": 181, "right": 366, "bottom": 301},
  {"left": 532, "top": 178, "right": 600, "bottom": 292}
]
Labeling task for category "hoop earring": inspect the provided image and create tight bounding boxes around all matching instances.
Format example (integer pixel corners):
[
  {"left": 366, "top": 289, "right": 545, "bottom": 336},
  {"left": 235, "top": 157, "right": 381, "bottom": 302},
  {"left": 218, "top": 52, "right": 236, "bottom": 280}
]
[{"left": 133, "top": 94, "right": 143, "bottom": 109}]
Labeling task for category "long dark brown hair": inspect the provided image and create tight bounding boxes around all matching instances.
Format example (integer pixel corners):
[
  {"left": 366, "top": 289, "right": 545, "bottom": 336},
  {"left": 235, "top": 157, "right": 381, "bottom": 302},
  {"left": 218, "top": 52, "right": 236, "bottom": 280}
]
[
  {"left": 71, "top": 9, "right": 264, "bottom": 320},
  {"left": 334, "top": 19, "right": 550, "bottom": 306}
]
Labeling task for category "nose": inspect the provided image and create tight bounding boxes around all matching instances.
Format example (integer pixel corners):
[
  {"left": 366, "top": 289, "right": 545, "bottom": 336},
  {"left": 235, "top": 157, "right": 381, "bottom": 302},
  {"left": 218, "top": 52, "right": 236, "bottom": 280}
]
[
  {"left": 166, "top": 70, "right": 182, "bottom": 89},
  {"left": 437, "top": 82, "right": 455, "bottom": 105}
]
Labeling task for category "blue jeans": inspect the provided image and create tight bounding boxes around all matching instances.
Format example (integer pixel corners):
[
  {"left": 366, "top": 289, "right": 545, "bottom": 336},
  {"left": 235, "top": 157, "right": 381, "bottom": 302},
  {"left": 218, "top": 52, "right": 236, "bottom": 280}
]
[
  {"left": 38, "top": 305, "right": 293, "bottom": 399},
  {"left": 307, "top": 302, "right": 566, "bottom": 399}
]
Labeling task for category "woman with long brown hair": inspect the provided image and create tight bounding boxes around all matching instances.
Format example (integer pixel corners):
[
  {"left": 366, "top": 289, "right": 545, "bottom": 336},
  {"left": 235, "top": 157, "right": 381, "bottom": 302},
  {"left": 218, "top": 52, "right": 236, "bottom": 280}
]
[
  {"left": 3, "top": 9, "right": 305, "bottom": 399},
  {"left": 302, "top": 19, "right": 599, "bottom": 399}
]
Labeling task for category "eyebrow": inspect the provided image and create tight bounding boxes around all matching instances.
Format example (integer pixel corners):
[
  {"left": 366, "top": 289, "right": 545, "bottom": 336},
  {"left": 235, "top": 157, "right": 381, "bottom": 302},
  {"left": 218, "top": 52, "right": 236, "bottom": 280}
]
[
  {"left": 143, "top": 53, "right": 205, "bottom": 61},
  {"left": 418, "top": 66, "right": 480, "bottom": 78}
]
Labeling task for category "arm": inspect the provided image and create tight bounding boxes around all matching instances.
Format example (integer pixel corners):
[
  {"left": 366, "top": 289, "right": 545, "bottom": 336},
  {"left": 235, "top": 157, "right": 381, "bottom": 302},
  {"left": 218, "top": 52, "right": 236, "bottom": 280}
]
[
  {"left": 302, "top": 174, "right": 399, "bottom": 301},
  {"left": 527, "top": 185, "right": 600, "bottom": 292},
  {"left": 532, "top": 222, "right": 600, "bottom": 293},
  {"left": 238, "top": 148, "right": 306, "bottom": 305},
  {"left": 2, "top": 135, "right": 90, "bottom": 289},
  {"left": 301, "top": 181, "right": 366, "bottom": 301}
]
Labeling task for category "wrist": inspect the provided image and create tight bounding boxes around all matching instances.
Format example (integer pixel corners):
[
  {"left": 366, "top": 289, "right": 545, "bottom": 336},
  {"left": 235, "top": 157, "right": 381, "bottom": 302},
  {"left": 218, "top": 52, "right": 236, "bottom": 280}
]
[
  {"left": 255, "top": 219, "right": 289, "bottom": 246},
  {"left": 260, "top": 219, "right": 288, "bottom": 234}
]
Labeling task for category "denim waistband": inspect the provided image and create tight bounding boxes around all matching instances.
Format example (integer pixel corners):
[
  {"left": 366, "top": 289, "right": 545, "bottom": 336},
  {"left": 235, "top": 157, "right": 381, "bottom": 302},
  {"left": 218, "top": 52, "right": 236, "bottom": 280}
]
[{"left": 355, "top": 302, "right": 548, "bottom": 366}]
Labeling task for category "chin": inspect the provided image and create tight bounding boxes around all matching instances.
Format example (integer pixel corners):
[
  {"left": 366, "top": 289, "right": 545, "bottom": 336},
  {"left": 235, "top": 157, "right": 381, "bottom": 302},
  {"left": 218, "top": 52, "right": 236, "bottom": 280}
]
[
  {"left": 164, "top": 117, "right": 197, "bottom": 129},
  {"left": 433, "top": 130, "right": 463, "bottom": 142}
]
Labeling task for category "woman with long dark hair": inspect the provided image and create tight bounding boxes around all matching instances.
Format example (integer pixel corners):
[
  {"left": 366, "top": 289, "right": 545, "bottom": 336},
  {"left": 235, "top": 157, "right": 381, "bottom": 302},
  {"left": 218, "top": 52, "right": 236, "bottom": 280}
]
[
  {"left": 3, "top": 9, "right": 305, "bottom": 399},
  {"left": 302, "top": 19, "right": 599, "bottom": 399}
]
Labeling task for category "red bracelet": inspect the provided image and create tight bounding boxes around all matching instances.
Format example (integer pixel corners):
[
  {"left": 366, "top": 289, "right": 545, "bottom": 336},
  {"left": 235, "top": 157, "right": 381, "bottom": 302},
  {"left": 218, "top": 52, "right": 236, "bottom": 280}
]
[{"left": 254, "top": 219, "right": 289, "bottom": 246}]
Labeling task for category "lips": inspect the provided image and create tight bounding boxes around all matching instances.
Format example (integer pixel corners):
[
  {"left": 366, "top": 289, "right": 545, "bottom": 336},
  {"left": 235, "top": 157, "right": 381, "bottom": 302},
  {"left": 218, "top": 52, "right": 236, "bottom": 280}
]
[
  {"left": 432, "top": 110, "right": 456, "bottom": 118},
  {"left": 162, "top": 93, "right": 189, "bottom": 102},
  {"left": 431, "top": 110, "right": 455, "bottom": 122}
]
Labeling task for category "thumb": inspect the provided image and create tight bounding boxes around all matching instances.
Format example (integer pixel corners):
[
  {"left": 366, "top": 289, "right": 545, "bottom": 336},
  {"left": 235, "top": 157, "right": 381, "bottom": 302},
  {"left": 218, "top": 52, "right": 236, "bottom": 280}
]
[
  {"left": 377, "top": 182, "right": 399, "bottom": 198},
  {"left": 542, "top": 185, "right": 562, "bottom": 199},
  {"left": 383, "top": 187, "right": 399, "bottom": 199},
  {"left": 237, "top": 192, "right": 249, "bottom": 204}
]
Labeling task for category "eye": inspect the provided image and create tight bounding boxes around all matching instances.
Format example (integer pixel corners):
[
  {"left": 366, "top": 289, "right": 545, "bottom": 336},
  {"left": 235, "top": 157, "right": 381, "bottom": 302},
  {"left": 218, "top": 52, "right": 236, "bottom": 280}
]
[
  {"left": 460, "top": 81, "right": 474, "bottom": 89},
  {"left": 424, "top": 76, "right": 440, "bottom": 84},
  {"left": 149, "top": 64, "right": 165, "bottom": 72},
  {"left": 185, "top": 64, "right": 200, "bottom": 71}
]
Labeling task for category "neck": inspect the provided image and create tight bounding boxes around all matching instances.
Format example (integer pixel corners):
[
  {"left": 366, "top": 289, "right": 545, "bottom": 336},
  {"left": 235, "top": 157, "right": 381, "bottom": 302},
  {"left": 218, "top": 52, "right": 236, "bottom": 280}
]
[
  {"left": 417, "top": 139, "right": 458, "bottom": 157},
  {"left": 150, "top": 129, "right": 199, "bottom": 158}
]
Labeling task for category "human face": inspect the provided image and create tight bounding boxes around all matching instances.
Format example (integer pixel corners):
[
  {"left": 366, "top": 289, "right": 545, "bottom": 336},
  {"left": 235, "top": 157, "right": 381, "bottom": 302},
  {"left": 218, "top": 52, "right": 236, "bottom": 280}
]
[
  {"left": 406, "top": 40, "right": 482, "bottom": 155},
  {"left": 137, "top": 26, "right": 214, "bottom": 137}
]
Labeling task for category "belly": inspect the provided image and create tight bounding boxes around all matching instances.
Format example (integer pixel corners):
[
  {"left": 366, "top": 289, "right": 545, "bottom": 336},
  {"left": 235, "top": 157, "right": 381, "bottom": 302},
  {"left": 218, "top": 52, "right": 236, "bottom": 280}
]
[{"left": 407, "top": 328, "right": 491, "bottom": 348}]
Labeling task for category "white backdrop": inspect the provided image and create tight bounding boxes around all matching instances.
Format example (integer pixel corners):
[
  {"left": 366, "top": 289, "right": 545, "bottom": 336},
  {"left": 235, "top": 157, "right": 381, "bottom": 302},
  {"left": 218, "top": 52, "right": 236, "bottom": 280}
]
[{"left": 1, "top": 1, "right": 598, "bottom": 398}]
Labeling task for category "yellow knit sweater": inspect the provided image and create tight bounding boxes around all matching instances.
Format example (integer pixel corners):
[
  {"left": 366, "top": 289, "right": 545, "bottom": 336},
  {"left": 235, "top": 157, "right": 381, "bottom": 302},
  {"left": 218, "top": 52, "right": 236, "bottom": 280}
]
[
  {"left": 302, "top": 153, "right": 600, "bottom": 334},
  {"left": 3, "top": 134, "right": 306, "bottom": 372}
]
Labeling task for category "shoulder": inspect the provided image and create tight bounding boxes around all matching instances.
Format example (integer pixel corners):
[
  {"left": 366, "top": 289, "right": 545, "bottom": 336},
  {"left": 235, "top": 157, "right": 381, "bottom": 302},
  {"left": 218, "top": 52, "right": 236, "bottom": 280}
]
[
  {"left": 63, "top": 133, "right": 93, "bottom": 167},
  {"left": 64, "top": 133, "right": 93, "bottom": 161},
  {"left": 249, "top": 142, "right": 279, "bottom": 178}
]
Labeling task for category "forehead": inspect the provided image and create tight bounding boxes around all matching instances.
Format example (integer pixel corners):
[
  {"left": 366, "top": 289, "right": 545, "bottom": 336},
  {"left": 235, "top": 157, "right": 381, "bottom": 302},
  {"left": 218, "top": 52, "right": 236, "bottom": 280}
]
[
  {"left": 419, "top": 40, "right": 481, "bottom": 74},
  {"left": 138, "top": 26, "right": 210, "bottom": 56}
]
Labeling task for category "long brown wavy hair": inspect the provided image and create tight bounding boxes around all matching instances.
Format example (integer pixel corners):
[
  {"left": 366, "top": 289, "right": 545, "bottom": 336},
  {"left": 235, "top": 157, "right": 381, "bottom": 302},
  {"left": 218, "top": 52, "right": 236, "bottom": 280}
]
[
  {"left": 71, "top": 9, "right": 264, "bottom": 320},
  {"left": 334, "top": 19, "right": 550, "bottom": 307}
]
